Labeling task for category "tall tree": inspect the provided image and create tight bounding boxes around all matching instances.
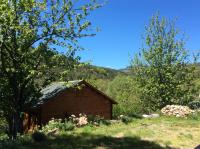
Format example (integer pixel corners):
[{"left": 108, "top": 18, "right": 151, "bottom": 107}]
[
  {"left": 132, "top": 14, "right": 198, "bottom": 112},
  {"left": 0, "top": 0, "right": 101, "bottom": 139}
]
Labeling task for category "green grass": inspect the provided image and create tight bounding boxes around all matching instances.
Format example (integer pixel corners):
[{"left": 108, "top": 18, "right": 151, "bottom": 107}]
[{"left": 1, "top": 116, "right": 200, "bottom": 149}]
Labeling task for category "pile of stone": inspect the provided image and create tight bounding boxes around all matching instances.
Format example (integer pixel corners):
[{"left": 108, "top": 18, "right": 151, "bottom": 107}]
[{"left": 161, "top": 105, "right": 194, "bottom": 117}]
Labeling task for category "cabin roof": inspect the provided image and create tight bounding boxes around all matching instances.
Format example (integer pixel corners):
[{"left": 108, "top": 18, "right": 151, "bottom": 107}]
[{"left": 33, "top": 80, "right": 117, "bottom": 108}]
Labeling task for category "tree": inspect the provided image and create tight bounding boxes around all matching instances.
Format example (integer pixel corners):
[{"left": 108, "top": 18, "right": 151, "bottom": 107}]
[
  {"left": 132, "top": 14, "right": 198, "bottom": 112},
  {"left": 0, "top": 0, "right": 101, "bottom": 139},
  {"left": 107, "top": 75, "right": 141, "bottom": 117}
]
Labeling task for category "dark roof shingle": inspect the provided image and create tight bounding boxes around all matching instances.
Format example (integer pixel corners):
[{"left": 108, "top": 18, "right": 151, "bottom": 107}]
[
  {"left": 33, "top": 80, "right": 117, "bottom": 108},
  {"left": 36, "top": 80, "right": 82, "bottom": 106}
]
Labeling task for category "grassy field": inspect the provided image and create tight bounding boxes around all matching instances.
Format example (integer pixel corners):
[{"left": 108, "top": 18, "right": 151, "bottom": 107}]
[{"left": 1, "top": 116, "right": 200, "bottom": 149}]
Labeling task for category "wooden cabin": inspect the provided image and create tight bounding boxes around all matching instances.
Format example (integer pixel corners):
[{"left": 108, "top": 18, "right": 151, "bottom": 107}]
[{"left": 23, "top": 80, "right": 117, "bottom": 132}]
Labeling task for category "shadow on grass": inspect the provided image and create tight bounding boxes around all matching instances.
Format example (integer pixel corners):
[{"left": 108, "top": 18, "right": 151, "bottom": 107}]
[{"left": 1, "top": 133, "right": 173, "bottom": 149}]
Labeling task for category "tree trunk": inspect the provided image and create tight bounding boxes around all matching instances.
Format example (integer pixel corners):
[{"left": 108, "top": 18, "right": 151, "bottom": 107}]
[{"left": 7, "top": 111, "right": 23, "bottom": 140}]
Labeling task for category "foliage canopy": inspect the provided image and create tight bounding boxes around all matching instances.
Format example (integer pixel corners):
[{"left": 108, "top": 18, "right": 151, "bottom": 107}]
[
  {"left": 0, "top": 0, "right": 100, "bottom": 139},
  {"left": 132, "top": 14, "right": 199, "bottom": 111}
]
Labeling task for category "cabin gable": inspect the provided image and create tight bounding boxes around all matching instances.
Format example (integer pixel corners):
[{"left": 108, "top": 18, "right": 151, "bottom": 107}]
[
  {"left": 23, "top": 80, "right": 116, "bottom": 131},
  {"left": 40, "top": 84, "right": 113, "bottom": 124}
]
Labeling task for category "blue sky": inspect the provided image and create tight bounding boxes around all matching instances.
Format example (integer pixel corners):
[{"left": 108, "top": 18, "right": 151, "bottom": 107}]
[{"left": 76, "top": 0, "right": 200, "bottom": 69}]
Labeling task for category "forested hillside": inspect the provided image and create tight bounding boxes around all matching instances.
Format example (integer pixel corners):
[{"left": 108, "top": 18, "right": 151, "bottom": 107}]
[
  {"left": 71, "top": 63, "right": 200, "bottom": 88},
  {"left": 68, "top": 64, "right": 127, "bottom": 80}
]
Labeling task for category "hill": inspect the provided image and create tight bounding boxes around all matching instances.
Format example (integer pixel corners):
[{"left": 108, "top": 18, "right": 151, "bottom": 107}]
[{"left": 67, "top": 64, "right": 128, "bottom": 81}]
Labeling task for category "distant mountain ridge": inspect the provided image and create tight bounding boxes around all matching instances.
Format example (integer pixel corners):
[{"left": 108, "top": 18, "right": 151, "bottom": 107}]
[{"left": 70, "top": 63, "right": 200, "bottom": 81}]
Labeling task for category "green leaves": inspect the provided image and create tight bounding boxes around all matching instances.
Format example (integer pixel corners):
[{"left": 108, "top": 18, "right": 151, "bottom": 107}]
[
  {"left": 132, "top": 14, "right": 199, "bottom": 111},
  {"left": 0, "top": 0, "right": 101, "bottom": 138},
  {"left": 107, "top": 75, "right": 142, "bottom": 116}
]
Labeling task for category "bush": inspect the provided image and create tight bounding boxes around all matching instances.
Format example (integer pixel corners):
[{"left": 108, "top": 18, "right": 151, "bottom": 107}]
[
  {"left": 41, "top": 118, "right": 75, "bottom": 133},
  {"left": 61, "top": 121, "right": 74, "bottom": 131},
  {"left": 0, "top": 118, "right": 7, "bottom": 134},
  {"left": 69, "top": 114, "right": 111, "bottom": 127},
  {"left": 0, "top": 117, "right": 8, "bottom": 141},
  {"left": 188, "top": 100, "right": 200, "bottom": 110},
  {"left": 129, "top": 113, "right": 142, "bottom": 119},
  {"left": 0, "top": 134, "right": 9, "bottom": 141},
  {"left": 32, "top": 132, "right": 46, "bottom": 142},
  {"left": 100, "top": 119, "right": 111, "bottom": 126},
  {"left": 87, "top": 115, "right": 111, "bottom": 126},
  {"left": 118, "top": 115, "right": 133, "bottom": 124},
  {"left": 69, "top": 114, "right": 88, "bottom": 127}
]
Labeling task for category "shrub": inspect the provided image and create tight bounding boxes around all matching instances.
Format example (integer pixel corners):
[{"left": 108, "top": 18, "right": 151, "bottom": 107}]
[
  {"left": 0, "top": 118, "right": 7, "bottom": 135},
  {"left": 118, "top": 115, "right": 133, "bottom": 124},
  {"left": 0, "top": 134, "right": 9, "bottom": 141},
  {"left": 87, "top": 115, "right": 111, "bottom": 126},
  {"left": 129, "top": 113, "right": 142, "bottom": 119},
  {"left": 41, "top": 118, "right": 75, "bottom": 134},
  {"left": 69, "top": 114, "right": 111, "bottom": 127},
  {"left": 77, "top": 114, "right": 88, "bottom": 126},
  {"left": 61, "top": 120, "right": 75, "bottom": 131},
  {"left": 188, "top": 100, "right": 200, "bottom": 110},
  {"left": 41, "top": 118, "right": 61, "bottom": 133},
  {"left": 69, "top": 114, "right": 88, "bottom": 127},
  {"left": 0, "top": 117, "right": 8, "bottom": 141},
  {"left": 32, "top": 132, "right": 46, "bottom": 142}
]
